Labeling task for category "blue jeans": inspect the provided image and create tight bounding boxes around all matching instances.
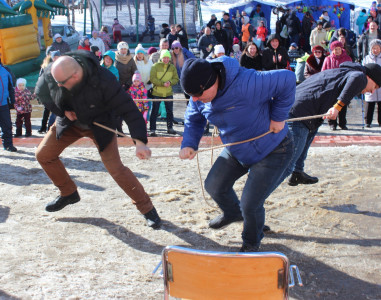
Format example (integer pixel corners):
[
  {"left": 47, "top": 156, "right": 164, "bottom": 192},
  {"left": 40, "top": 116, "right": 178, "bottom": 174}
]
[
  {"left": 285, "top": 120, "right": 318, "bottom": 176},
  {"left": 149, "top": 95, "right": 173, "bottom": 131},
  {"left": 204, "top": 132, "right": 294, "bottom": 247},
  {"left": 0, "top": 104, "right": 14, "bottom": 148}
]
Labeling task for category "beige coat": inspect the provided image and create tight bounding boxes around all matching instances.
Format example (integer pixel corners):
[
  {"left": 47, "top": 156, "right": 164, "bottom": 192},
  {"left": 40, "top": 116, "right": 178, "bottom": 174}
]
[{"left": 309, "top": 28, "right": 327, "bottom": 48}]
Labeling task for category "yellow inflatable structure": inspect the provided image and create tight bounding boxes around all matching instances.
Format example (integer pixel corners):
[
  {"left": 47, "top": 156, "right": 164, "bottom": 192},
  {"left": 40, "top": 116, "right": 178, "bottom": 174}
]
[{"left": 0, "top": 0, "right": 67, "bottom": 68}]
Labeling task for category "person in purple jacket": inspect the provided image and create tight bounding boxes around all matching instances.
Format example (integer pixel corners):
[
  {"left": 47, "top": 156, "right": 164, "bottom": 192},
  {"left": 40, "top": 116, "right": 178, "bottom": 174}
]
[{"left": 179, "top": 57, "right": 296, "bottom": 252}]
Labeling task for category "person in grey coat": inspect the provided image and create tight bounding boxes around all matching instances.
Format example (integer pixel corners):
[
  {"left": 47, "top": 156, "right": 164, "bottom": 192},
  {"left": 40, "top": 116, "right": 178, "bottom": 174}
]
[
  {"left": 198, "top": 27, "right": 217, "bottom": 59},
  {"left": 362, "top": 39, "right": 381, "bottom": 127}
]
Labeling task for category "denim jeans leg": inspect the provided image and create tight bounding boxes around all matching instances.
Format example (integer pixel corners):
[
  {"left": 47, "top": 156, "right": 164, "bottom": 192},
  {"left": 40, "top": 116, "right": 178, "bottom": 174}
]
[
  {"left": 240, "top": 135, "right": 294, "bottom": 247},
  {"left": 149, "top": 100, "right": 160, "bottom": 131},
  {"left": 284, "top": 121, "right": 312, "bottom": 176},
  {"left": 164, "top": 97, "right": 174, "bottom": 128},
  {"left": 294, "top": 127, "right": 318, "bottom": 173},
  {"left": 205, "top": 148, "right": 247, "bottom": 219}
]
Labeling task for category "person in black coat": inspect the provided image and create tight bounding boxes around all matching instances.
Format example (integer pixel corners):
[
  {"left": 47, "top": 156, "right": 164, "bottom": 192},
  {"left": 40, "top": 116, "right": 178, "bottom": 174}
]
[
  {"left": 239, "top": 42, "right": 262, "bottom": 70},
  {"left": 34, "top": 50, "right": 162, "bottom": 228},
  {"left": 160, "top": 23, "right": 170, "bottom": 39},
  {"left": 262, "top": 34, "right": 290, "bottom": 70},
  {"left": 176, "top": 24, "right": 189, "bottom": 49},
  {"left": 281, "top": 62, "right": 381, "bottom": 186},
  {"left": 286, "top": 10, "right": 302, "bottom": 47},
  {"left": 213, "top": 21, "right": 228, "bottom": 55},
  {"left": 166, "top": 25, "right": 179, "bottom": 48}
]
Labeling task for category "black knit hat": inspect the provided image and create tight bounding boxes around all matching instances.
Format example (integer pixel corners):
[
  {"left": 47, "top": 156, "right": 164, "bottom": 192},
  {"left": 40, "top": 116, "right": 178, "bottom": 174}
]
[
  {"left": 364, "top": 63, "right": 381, "bottom": 87},
  {"left": 181, "top": 58, "right": 217, "bottom": 96},
  {"left": 90, "top": 45, "right": 99, "bottom": 53}
]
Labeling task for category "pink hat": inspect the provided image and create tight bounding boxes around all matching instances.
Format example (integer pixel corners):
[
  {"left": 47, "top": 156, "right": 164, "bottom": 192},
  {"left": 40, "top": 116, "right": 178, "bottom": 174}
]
[
  {"left": 330, "top": 41, "right": 343, "bottom": 51},
  {"left": 132, "top": 71, "right": 142, "bottom": 82}
]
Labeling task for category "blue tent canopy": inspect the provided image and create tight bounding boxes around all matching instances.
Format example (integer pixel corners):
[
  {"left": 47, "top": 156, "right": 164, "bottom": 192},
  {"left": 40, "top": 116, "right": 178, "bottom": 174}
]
[
  {"left": 286, "top": 0, "right": 355, "bottom": 29},
  {"left": 228, "top": 1, "right": 275, "bottom": 28}
]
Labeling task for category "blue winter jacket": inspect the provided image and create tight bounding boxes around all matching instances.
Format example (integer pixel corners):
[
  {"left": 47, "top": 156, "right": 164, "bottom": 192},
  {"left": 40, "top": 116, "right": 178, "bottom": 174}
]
[
  {"left": 0, "top": 65, "right": 14, "bottom": 106},
  {"left": 181, "top": 56, "right": 296, "bottom": 165}
]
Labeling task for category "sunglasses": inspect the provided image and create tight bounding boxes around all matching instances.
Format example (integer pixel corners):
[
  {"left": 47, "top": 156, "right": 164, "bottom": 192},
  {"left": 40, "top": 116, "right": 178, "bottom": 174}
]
[
  {"left": 186, "top": 73, "right": 214, "bottom": 98},
  {"left": 55, "top": 72, "right": 76, "bottom": 85}
]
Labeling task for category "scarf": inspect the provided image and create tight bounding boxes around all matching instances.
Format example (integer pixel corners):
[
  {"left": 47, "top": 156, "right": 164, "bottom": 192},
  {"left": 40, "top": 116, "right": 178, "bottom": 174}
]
[{"left": 115, "top": 52, "right": 132, "bottom": 65}]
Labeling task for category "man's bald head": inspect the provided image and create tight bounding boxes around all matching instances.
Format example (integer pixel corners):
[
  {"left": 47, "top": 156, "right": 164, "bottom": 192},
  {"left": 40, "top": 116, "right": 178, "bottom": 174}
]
[{"left": 51, "top": 56, "right": 83, "bottom": 89}]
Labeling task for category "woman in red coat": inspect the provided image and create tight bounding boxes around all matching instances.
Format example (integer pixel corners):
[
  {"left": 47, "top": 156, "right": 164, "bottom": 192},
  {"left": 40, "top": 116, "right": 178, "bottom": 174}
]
[{"left": 77, "top": 36, "right": 91, "bottom": 51}]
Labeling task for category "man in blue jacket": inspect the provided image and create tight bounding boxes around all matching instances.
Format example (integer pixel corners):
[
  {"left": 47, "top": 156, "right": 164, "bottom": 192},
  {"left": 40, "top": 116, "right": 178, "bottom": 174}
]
[
  {"left": 285, "top": 62, "right": 381, "bottom": 186},
  {"left": 0, "top": 56, "right": 17, "bottom": 152},
  {"left": 179, "top": 57, "right": 296, "bottom": 252}
]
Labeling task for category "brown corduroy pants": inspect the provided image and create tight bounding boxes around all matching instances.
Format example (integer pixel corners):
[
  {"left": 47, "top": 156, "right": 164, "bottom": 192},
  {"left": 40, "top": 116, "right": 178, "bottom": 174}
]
[{"left": 35, "top": 124, "right": 153, "bottom": 214}]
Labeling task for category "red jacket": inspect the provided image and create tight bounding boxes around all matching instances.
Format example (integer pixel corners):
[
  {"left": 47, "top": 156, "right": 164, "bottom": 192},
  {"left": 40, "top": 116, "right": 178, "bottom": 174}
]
[
  {"left": 78, "top": 45, "right": 90, "bottom": 51},
  {"left": 322, "top": 51, "right": 352, "bottom": 71}
]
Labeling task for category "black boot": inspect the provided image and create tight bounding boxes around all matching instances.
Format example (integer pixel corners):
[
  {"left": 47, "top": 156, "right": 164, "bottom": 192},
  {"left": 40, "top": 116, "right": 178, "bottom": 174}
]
[
  {"left": 45, "top": 190, "right": 80, "bottom": 212},
  {"left": 239, "top": 243, "right": 260, "bottom": 252},
  {"left": 144, "top": 207, "right": 162, "bottom": 229},
  {"left": 209, "top": 213, "right": 243, "bottom": 229},
  {"left": 288, "top": 171, "right": 318, "bottom": 186}
]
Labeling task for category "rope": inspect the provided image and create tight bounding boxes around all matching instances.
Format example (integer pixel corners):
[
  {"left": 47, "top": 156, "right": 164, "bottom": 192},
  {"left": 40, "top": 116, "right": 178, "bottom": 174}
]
[{"left": 93, "top": 113, "right": 329, "bottom": 207}]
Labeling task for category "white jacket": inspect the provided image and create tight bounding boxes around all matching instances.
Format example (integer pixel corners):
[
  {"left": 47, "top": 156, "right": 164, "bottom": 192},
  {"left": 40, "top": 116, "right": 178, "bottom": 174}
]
[
  {"left": 310, "top": 28, "right": 326, "bottom": 49},
  {"left": 363, "top": 54, "right": 381, "bottom": 102},
  {"left": 135, "top": 58, "right": 153, "bottom": 90},
  {"left": 89, "top": 37, "right": 106, "bottom": 55}
]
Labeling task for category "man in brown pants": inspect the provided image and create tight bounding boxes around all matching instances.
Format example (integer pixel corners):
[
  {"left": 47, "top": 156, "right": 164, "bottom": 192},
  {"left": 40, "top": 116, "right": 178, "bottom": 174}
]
[{"left": 35, "top": 51, "right": 161, "bottom": 229}]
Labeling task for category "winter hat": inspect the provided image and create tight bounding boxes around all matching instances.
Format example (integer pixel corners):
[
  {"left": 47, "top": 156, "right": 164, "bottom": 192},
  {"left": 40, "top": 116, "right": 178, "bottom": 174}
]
[
  {"left": 171, "top": 40, "right": 182, "bottom": 49},
  {"left": 214, "top": 44, "right": 225, "bottom": 55},
  {"left": 242, "top": 16, "right": 250, "bottom": 25},
  {"left": 147, "top": 47, "right": 158, "bottom": 55},
  {"left": 90, "top": 45, "right": 99, "bottom": 53},
  {"left": 330, "top": 41, "right": 343, "bottom": 51},
  {"left": 323, "top": 22, "right": 331, "bottom": 29},
  {"left": 135, "top": 43, "right": 146, "bottom": 55},
  {"left": 50, "top": 50, "right": 61, "bottom": 59},
  {"left": 103, "top": 50, "right": 116, "bottom": 62},
  {"left": 232, "top": 44, "right": 240, "bottom": 52},
  {"left": 117, "top": 41, "right": 129, "bottom": 51},
  {"left": 132, "top": 71, "right": 142, "bottom": 82},
  {"left": 233, "top": 37, "right": 240, "bottom": 45},
  {"left": 369, "top": 39, "right": 381, "bottom": 51},
  {"left": 181, "top": 58, "right": 217, "bottom": 96},
  {"left": 16, "top": 78, "right": 26, "bottom": 86},
  {"left": 266, "top": 34, "right": 281, "bottom": 47},
  {"left": 290, "top": 42, "right": 298, "bottom": 48},
  {"left": 53, "top": 33, "right": 62, "bottom": 41},
  {"left": 312, "top": 45, "right": 325, "bottom": 53},
  {"left": 364, "top": 63, "right": 381, "bottom": 87},
  {"left": 160, "top": 49, "right": 171, "bottom": 59}
]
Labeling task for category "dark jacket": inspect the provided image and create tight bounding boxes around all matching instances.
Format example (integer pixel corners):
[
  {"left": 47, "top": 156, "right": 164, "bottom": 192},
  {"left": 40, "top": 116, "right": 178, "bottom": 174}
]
[
  {"left": 160, "top": 27, "right": 170, "bottom": 39},
  {"left": 304, "top": 53, "right": 326, "bottom": 79},
  {"left": 115, "top": 51, "right": 137, "bottom": 89},
  {"left": 357, "top": 29, "right": 381, "bottom": 61},
  {"left": 262, "top": 34, "right": 290, "bottom": 70},
  {"left": 167, "top": 32, "right": 179, "bottom": 48},
  {"left": 286, "top": 12, "right": 301, "bottom": 36},
  {"left": 177, "top": 28, "right": 189, "bottom": 49},
  {"left": 291, "top": 62, "right": 367, "bottom": 131},
  {"left": 302, "top": 15, "right": 313, "bottom": 36},
  {"left": 198, "top": 34, "right": 217, "bottom": 59},
  {"left": 34, "top": 50, "right": 147, "bottom": 151},
  {"left": 222, "top": 18, "right": 238, "bottom": 37},
  {"left": 49, "top": 40, "right": 71, "bottom": 54},
  {"left": 213, "top": 27, "right": 228, "bottom": 53},
  {"left": 239, "top": 53, "right": 262, "bottom": 70}
]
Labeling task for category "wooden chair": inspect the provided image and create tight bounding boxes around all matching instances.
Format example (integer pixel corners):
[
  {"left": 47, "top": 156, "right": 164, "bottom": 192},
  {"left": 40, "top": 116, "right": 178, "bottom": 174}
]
[{"left": 161, "top": 246, "right": 303, "bottom": 300}]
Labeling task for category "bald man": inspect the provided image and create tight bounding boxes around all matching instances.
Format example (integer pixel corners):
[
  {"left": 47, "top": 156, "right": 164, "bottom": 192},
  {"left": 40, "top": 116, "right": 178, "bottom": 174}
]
[{"left": 34, "top": 51, "right": 161, "bottom": 229}]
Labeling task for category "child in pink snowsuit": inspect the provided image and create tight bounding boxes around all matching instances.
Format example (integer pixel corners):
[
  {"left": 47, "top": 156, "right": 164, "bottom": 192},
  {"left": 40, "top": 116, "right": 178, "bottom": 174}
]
[{"left": 128, "top": 71, "right": 149, "bottom": 124}]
